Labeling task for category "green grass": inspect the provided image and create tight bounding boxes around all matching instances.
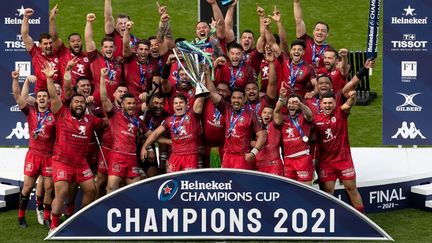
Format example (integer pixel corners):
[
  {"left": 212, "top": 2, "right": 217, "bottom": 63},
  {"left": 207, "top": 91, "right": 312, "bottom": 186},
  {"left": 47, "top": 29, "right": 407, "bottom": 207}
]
[{"left": 1, "top": 208, "right": 432, "bottom": 242}]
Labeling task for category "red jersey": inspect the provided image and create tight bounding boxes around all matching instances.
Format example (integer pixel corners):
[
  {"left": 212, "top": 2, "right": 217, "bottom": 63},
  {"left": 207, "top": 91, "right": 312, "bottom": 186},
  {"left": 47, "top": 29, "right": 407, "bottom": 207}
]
[
  {"left": 166, "top": 86, "right": 196, "bottom": 115},
  {"left": 22, "top": 104, "right": 56, "bottom": 156},
  {"left": 29, "top": 44, "right": 64, "bottom": 91},
  {"left": 244, "top": 48, "right": 263, "bottom": 76},
  {"left": 245, "top": 95, "right": 276, "bottom": 116},
  {"left": 281, "top": 114, "right": 311, "bottom": 157},
  {"left": 107, "top": 30, "right": 139, "bottom": 59},
  {"left": 88, "top": 50, "right": 123, "bottom": 105},
  {"left": 107, "top": 108, "right": 147, "bottom": 155},
  {"left": 124, "top": 55, "right": 160, "bottom": 99},
  {"left": 256, "top": 121, "right": 282, "bottom": 163},
  {"left": 300, "top": 34, "right": 331, "bottom": 70},
  {"left": 316, "top": 67, "right": 347, "bottom": 94},
  {"left": 202, "top": 100, "right": 226, "bottom": 147},
  {"left": 149, "top": 52, "right": 170, "bottom": 77},
  {"left": 162, "top": 110, "right": 201, "bottom": 155},
  {"left": 143, "top": 109, "right": 169, "bottom": 131},
  {"left": 215, "top": 62, "right": 256, "bottom": 90},
  {"left": 259, "top": 57, "right": 282, "bottom": 93},
  {"left": 58, "top": 45, "right": 92, "bottom": 87},
  {"left": 313, "top": 107, "right": 352, "bottom": 163},
  {"left": 53, "top": 106, "right": 104, "bottom": 166},
  {"left": 217, "top": 101, "right": 264, "bottom": 155},
  {"left": 280, "top": 60, "right": 316, "bottom": 98}
]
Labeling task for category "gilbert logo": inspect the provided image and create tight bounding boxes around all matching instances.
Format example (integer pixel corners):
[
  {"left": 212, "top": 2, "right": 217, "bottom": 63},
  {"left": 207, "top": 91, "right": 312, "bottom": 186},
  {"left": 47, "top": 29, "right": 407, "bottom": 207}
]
[
  {"left": 391, "top": 5, "right": 428, "bottom": 25},
  {"left": 395, "top": 92, "right": 422, "bottom": 112},
  {"left": 158, "top": 180, "right": 179, "bottom": 201}
]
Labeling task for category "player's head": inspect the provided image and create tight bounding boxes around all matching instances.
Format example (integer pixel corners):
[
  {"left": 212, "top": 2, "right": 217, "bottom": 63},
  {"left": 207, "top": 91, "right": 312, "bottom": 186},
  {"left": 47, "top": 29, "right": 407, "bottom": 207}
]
[
  {"left": 323, "top": 48, "right": 339, "bottom": 70},
  {"left": 70, "top": 94, "right": 87, "bottom": 118},
  {"left": 228, "top": 42, "right": 244, "bottom": 67},
  {"left": 261, "top": 105, "right": 274, "bottom": 125},
  {"left": 54, "top": 83, "right": 62, "bottom": 97},
  {"left": 115, "top": 13, "right": 131, "bottom": 36},
  {"left": 173, "top": 93, "right": 188, "bottom": 116},
  {"left": 216, "top": 82, "right": 231, "bottom": 101},
  {"left": 136, "top": 40, "right": 151, "bottom": 62},
  {"left": 75, "top": 77, "right": 92, "bottom": 98},
  {"left": 148, "top": 36, "right": 160, "bottom": 58},
  {"left": 240, "top": 30, "right": 255, "bottom": 52},
  {"left": 316, "top": 73, "right": 333, "bottom": 96},
  {"left": 287, "top": 93, "right": 302, "bottom": 117},
  {"left": 290, "top": 39, "right": 306, "bottom": 64},
  {"left": 114, "top": 84, "right": 128, "bottom": 105},
  {"left": 120, "top": 93, "right": 136, "bottom": 115},
  {"left": 151, "top": 92, "right": 166, "bottom": 116},
  {"left": 313, "top": 21, "right": 329, "bottom": 45},
  {"left": 195, "top": 21, "right": 211, "bottom": 40},
  {"left": 230, "top": 88, "right": 246, "bottom": 112},
  {"left": 245, "top": 81, "right": 259, "bottom": 102},
  {"left": 320, "top": 91, "right": 336, "bottom": 115},
  {"left": 35, "top": 90, "right": 50, "bottom": 110},
  {"left": 100, "top": 37, "right": 116, "bottom": 60},
  {"left": 38, "top": 33, "right": 53, "bottom": 56},
  {"left": 68, "top": 33, "right": 83, "bottom": 55},
  {"left": 177, "top": 69, "right": 191, "bottom": 89}
]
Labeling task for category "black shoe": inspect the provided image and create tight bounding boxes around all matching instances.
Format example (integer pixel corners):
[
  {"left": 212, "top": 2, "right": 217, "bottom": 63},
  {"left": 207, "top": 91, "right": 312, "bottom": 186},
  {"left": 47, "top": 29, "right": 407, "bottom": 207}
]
[
  {"left": 18, "top": 217, "right": 28, "bottom": 228},
  {"left": 43, "top": 219, "right": 51, "bottom": 229}
]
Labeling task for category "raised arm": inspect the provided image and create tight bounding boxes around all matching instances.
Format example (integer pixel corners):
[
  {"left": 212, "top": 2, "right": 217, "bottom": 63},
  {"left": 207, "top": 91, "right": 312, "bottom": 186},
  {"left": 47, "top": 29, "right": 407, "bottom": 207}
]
[
  {"left": 245, "top": 129, "right": 267, "bottom": 162},
  {"left": 255, "top": 4, "right": 266, "bottom": 53},
  {"left": 122, "top": 20, "right": 134, "bottom": 58},
  {"left": 299, "top": 100, "right": 313, "bottom": 122},
  {"left": 265, "top": 46, "right": 277, "bottom": 100},
  {"left": 224, "top": 0, "right": 237, "bottom": 44},
  {"left": 104, "top": 0, "right": 115, "bottom": 35},
  {"left": 43, "top": 64, "right": 62, "bottom": 114},
  {"left": 207, "top": 0, "right": 225, "bottom": 39},
  {"left": 337, "top": 48, "right": 349, "bottom": 77},
  {"left": 100, "top": 68, "right": 113, "bottom": 113},
  {"left": 160, "top": 54, "right": 175, "bottom": 94},
  {"left": 21, "top": 8, "right": 35, "bottom": 52},
  {"left": 263, "top": 18, "right": 281, "bottom": 57},
  {"left": 271, "top": 6, "right": 289, "bottom": 53},
  {"left": 21, "top": 75, "right": 37, "bottom": 105},
  {"left": 293, "top": 0, "right": 306, "bottom": 38},
  {"left": 63, "top": 58, "right": 78, "bottom": 101},
  {"left": 342, "top": 59, "right": 374, "bottom": 98},
  {"left": 11, "top": 70, "right": 26, "bottom": 109},
  {"left": 140, "top": 125, "right": 166, "bottom": 161},
  {"left": 85, "top": 13, "right": 97, "bottom": 52},
  {"left": 273, "top": 86, "right": 287, "bottom": 125},
  {"left": 341, "top": 90, "right": 357, "bottom": 113},
  {"left": 49, "top": 4, "right": 63, "bottom": 50}
]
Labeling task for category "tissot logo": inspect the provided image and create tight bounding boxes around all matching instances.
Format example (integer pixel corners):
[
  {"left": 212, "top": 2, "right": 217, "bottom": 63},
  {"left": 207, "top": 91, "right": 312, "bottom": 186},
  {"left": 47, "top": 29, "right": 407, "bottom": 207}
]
[
  {"left": 4, "top": 5, "right": 41, "bottom": 25},
  {"left": 390, "top": 34, "right": 427, "bottom": 51},
  {"left": 391, "top": 5, "right": 428, "bottom": 24},
  {"left": 395, "top": 92, "right": 422, "bottom": 112}
]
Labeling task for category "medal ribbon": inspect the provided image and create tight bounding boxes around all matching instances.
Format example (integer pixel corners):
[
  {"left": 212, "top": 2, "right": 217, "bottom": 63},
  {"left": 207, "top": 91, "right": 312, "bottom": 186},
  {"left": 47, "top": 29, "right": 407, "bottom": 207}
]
[
  {"left": 171, "top": 114, "right": 186, "bottom": 137},
  {"left": 311, "top": 43, "right": 327, "bottom": 64},
  {"left": 289, "top": 60, "right": 303, "bottom": 89},
  {"left": 124, "top": 113, "right": 141, "bottom": 130},
  {"left": 105, "top": 59, "right": 115, "bottom": 80},
  {"left": 227, "top": 108, "right": 244, "bottom": 137},
  {"left": 229, "top": 60, "right": 244, "bottom": 89},
  {"left": 35, "top": 110, "right": 50, "bottom": 135},
  {"left": 290, "top": 115, "right": 305, "bottom": 139}
]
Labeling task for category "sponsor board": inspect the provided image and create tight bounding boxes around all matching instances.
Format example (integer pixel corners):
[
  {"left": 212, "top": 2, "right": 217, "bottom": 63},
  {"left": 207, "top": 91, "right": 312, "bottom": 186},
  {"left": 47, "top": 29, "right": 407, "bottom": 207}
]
[{"left": 47, "top": 169, "right": 392, "bottom": 241}]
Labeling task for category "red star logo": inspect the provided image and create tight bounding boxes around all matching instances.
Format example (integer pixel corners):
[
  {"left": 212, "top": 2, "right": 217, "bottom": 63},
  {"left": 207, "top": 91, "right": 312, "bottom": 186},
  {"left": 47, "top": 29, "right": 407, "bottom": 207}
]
[{"left": 163, "top": 185, "right": 172, "bottom": 194}]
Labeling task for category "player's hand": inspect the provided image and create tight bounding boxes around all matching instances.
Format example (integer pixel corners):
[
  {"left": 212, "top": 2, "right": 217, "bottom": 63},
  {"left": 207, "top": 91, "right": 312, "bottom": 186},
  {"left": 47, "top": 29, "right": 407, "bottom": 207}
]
[
  {"left": 229, "top": 0, "right": 238, "bottom": 9},
  {"left": 339, "top": 48, "right": 348, "bottom": 57},
  {"left": 11, "top": 69, "right": 20, "bottom": 79},
  {"left": 25, "top": 75, "right": 37, "bottom": 84},
  {"left": 126, "top": 21, "right": 134, "bottom": 31},
  {"left": 264, "top": 45, "right": 275, "bottom": 62},
  {"left": 290, "top": 96, "right": 300, "bottom": 105},
  {"left": 41, "top": 62, "right": 57, "bottom": 78},
  {"left": 139, "top": 92, "right": 148, "bottom": 102},
  {"left": 87, "top": 13, "right": 96, "bottom": 22},
  {"left": 206, "top": 0, "right": 216, "bottom": 5},
  {"left": 100, "top": 67, "right": 108, "bottom": 77},
  {"left": 50, "top": 4, "right": 59, "bottom": 20},
  {"left": 245, "top": 153, "right": 256, "bottom": 163},
  {"left": 156, "top": 1, "right": 167, "bottom": 15},
  {"left": 348, "top": 90, "right": 356, "bottom": 99},
  {"left": 304, "top": 91, "right": 316, "bottom": 99},
  {"left": 160, "top": 13, "right": 170, "bottom": 23},
  {"left": 256, "top": 4, "right": 265, "bottom": 17},
  {"left": 140, "top": 149, "right": 148, "bottom": 161},
  {"left": 24, "top": 8, "right": 34, "bottom": 17},
  {"left": 65, "top": 57, "right": 78, "bottom": 71},
  {"left": 269, "top": 5, "right": 281, "bottom": 23},
  {"left": 147, "top": 149, "right": 156, "bottom": 163},
  {"left": 262, "top": 17, "right": 271, "bottom": 27},
  {"left": 280, "top": 86, "right": 288, "bottom": 97},
  {"left": 364, "top": 59, "right": 375, "bottom": 69},
  {"left": 213, "top": 56, "right": 226, "bottom": 66},
  {"left": 86, "top": 95, "right": 95, "bottom": 104},
  {"left": 167, "top": 54, "right": 177, "bottom": 64}
]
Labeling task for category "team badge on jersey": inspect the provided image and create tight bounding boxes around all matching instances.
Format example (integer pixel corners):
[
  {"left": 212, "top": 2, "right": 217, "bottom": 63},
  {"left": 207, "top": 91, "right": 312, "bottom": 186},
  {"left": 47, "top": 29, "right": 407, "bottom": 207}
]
[{"left": 331, "top": 116, "right": 336, "bottom": 123}]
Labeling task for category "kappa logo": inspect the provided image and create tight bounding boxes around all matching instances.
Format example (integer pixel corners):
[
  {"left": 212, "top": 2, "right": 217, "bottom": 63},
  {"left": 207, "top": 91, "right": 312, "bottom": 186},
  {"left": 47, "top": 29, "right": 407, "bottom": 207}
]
[
  {"left": 158, "top": 179, "right": 179, "bottom": 201},
  {"left": 392, "top": 121, "right": 426, "bottom": 139},
  {"left": 395, "top": 92, "right": 422, "bottom": 112},
  {"left": 4, "top": 5, "right": 41, "bottom": 25},
  {"left": 391, "top": 5, "right": 428, "bottom": 25},
  {"left": 6, "top": 122, "right": 29, "bottom": 140}
]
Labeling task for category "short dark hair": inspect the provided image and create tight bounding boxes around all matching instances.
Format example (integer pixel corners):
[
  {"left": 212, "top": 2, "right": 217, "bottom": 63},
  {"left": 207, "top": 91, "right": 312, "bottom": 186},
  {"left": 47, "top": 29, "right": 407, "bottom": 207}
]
[
  {"left": 76, "top": 76, "right": 90, "bottom": 85},
  {"left": 314, "top": 21, "right": 330, "bottom": 32},
  {"left": 263, "top": 104, "right": 274, "bottom": 110},
  {"left": 147, "top": 36, "right": 157, "bottom": 42},
  {"left": 116, "top": 14, "right": 130, "bottom": 20},
  {"left": 68, "top": 33, "right": 81, "bottom": 40},
  {"left": 325, "top": 48, "right": 339, "bottom": 59},
  {"left": 116, "top": 83, "right": 128, "bottom": 91},
  {"left": 230, "top": 87, "right": 245, "bottom": 97},
  {"left": 36, "top": 89, "right": 49, "bottom": 97},
  {"left": 321, "top": 91, "right": 336, "bottom": 99},
  {"left": 137, "top": 40, "right": 150, "bottom": 47},
  {"left": 71, "top": 93, "right": 86, "bottom": 101},
  {"left": 100, "top": 36, "right": 115, "bottom": 46},
  {"left": 38, "top": 33, "right": 51, "bottom": 43},
  {"left": 241, "top": 30, "right": 255, "bottom": 37},
  {"left": 316, "top": 73, "right": 333, "bottom": 83},
  {"left": 121, "top": 93, "right": 135, "bottom": 102},
  {"left": 153, "top": 92, "right": 166, "bottom": 100},
  {"left": 228, "top": 42, "right": 243, "bottom": 52},
  {"left": 173, "top": 93, "right": 188, "bottom": 103},
  {"left": 290, "top": 39, "right": 306, "bottom": 49}
]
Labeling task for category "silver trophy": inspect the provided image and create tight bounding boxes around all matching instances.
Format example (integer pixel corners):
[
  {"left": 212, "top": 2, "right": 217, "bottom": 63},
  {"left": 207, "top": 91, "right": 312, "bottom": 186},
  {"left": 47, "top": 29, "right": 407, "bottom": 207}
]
[{"left": 173, "top": 41, "right": 210, "bottom": 97}]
